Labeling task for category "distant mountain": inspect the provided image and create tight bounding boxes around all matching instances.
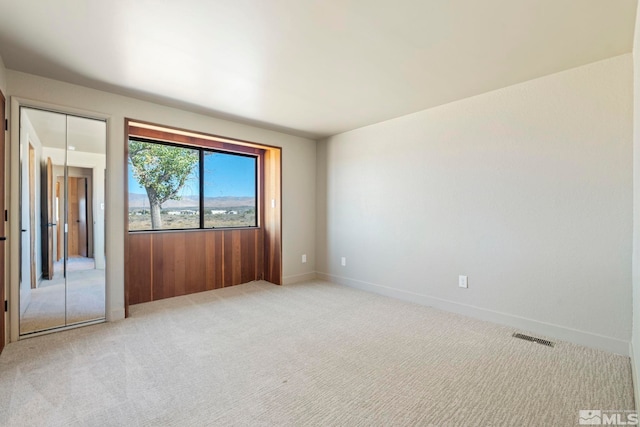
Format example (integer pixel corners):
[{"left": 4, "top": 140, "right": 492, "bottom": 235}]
[{"left": 129, "top": 193, "right": 255, "bottom": 209}]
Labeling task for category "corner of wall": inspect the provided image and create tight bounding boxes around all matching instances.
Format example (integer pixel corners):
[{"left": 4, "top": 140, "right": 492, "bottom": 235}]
[
  {"left": 1, "top": 53, "right": 6, "bottom": 348},
  {"left": 282, "top": 272, "right": 318, "bottom": 285},
  {"left": 314, "top": 138, "right": 328, "bottom": 274},
  {"left": 0, "top": 53, "right": 6, "bottom": 94},
  {"left": 630, "top": 0, "right": 640, "bottom": 409}
]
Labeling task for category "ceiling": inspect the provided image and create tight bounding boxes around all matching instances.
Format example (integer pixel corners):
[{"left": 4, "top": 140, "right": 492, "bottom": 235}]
[{"left": 0, "top": 0, "right": 636, "bottom": 139}]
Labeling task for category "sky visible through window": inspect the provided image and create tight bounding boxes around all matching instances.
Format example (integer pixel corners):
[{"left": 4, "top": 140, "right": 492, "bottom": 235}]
[
  {"left": 128, "top": 151, "right": 255, "bottom": 198},
  {"left": 203, "top": 152, "right": 255, "bottom": 198}
]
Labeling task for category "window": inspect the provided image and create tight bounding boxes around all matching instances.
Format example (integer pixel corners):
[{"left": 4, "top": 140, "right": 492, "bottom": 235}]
[
  {"left": 203, "top": 151, "right": 257, "bottom": 228},
  {"left": 128, "top": 138, "right": 257, "bottom": 231}
]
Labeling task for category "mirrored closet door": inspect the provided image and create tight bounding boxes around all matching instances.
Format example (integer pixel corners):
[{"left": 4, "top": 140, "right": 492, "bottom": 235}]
[{"left": 19, "top": 107, "right": 106, "bottom": 335}]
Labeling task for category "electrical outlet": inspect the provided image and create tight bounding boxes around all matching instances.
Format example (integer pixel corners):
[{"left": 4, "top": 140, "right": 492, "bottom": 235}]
[
  {"left": 341, "top": 257, "right": 346, "bottom": 267},
  {"left": 302, "top": 254, "right": 307, "bottom": 263},
  {"left": 458, "top": 275, "right": 468, "bottom": 288}
]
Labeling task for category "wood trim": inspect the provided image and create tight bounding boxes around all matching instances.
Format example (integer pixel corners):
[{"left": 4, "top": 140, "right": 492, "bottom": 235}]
[
  {"left": 129, "top": 126, "right": 262, "bottom": 156},
  {"left": 124, "top": 119, "right": 282, "bottom": 309},
  {"left": 126, "top": 119, "right": 283, "bottom": 151},
  {"left": 263, "top": 148, "right": 282, "bottom": 284}
]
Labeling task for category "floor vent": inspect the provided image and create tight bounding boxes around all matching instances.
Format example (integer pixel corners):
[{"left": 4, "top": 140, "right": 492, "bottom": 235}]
[{"left": 512, "top": 333, "right": 555, "bottom": 348}]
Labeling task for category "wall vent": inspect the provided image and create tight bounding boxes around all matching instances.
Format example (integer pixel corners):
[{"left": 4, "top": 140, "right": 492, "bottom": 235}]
[{"left": 512, "top": 332, "right": 555, "bottom": 348}]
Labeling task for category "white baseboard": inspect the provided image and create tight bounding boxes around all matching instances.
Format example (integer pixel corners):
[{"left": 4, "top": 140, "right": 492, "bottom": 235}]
[
  {"left": 107, "top": 308, "right": 125, "bottom": 322},
  {"left": 317, "top": 272, "right": 630, "bottom": 356},
  {"left": 282, "top": 272, "right": 317, "bottom": 285}
]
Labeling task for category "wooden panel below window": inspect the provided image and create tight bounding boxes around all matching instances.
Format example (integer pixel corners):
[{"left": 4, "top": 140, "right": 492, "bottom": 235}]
[
  {"left": 126, "top": 233, "right": 152, "bottom": 304},
  {"left": 126, "top": 229, "right": 263, "bottom": 305},
  {"left": 124, "top": 119, "right": 281, "bottom": 310}
]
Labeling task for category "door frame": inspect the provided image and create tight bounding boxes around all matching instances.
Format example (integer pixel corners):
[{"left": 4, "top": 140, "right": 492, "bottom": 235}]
[
  {"left": 9, "top": 97, "right": 111, "bottom": 342},
  {"left": 0, "top": 89, "right": 6, "bottom": 353}
]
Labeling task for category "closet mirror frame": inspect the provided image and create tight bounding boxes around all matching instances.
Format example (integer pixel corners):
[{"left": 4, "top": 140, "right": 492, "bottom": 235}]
[{"left": 12, "top": 100, "right": 109, "bottom": 339}]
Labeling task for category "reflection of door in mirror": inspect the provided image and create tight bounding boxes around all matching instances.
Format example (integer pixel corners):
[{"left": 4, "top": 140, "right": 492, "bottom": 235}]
[
  {"left": 42, "top": 157, "right": 54, "bottom": 280},
  {"left": 19, "top": 107, "right": 106, "bottom": 336},
  {"left": 28, "top": 144, "right": 36, "bottom": 289},
  {"left": 68, "top": 176, "right": 88, "bottom": 258},
  {"left": 56, "top": 178, "right": 63, "bottom": 263}
]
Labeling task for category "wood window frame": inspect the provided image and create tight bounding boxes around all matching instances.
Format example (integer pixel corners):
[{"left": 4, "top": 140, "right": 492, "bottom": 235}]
[
  {"left": 127, "top": 137, "right": 260, "bottom": 231},
  {"left": 124, "top": 119, "right": 282, "bottom": 315}
]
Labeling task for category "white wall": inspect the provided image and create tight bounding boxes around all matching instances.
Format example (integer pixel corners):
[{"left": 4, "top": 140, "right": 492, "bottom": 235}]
[
  {"left": 317, "top": 54, "right": 633, "bottom": 355},
  {"left": 6, "top": 70, "right": 317, "bottom": 330},
  {"left": 631, "top": 0, "right": 640, "bottom": 411},
  {"left": 282, "top": 140, "right": 317, "bottom": 284},
  {"left": 0, "top": 53, "right": 6, "bottom": 95}
]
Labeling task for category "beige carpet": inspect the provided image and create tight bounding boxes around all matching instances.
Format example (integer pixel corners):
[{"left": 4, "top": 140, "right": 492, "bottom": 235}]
[
  {"left": 20, "top": 258, "right": 105, "bottom": 334},
  {"left": 0, "top": 280, "right": 634, "bottom": 426}
]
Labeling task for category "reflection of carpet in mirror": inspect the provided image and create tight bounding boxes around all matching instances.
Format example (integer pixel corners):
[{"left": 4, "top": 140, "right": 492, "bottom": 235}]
[
  {"left": 20, "top": 258, "right": 105, "bottom": 334},
  {"left": 38, "top": 257, "right": 97, "bottom": 289}
]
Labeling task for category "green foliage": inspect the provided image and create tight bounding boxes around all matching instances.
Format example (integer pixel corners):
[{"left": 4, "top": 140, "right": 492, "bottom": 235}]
[{"left": 128, "top": 140, "right": 199, "bottom": 206}]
